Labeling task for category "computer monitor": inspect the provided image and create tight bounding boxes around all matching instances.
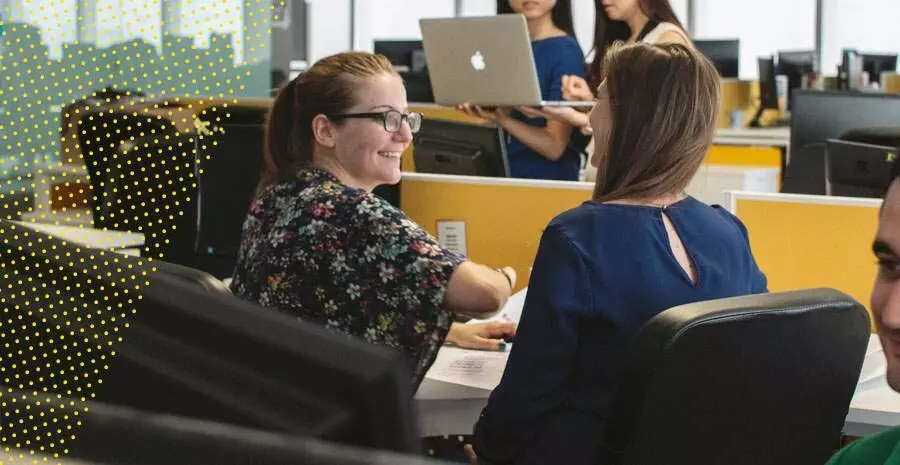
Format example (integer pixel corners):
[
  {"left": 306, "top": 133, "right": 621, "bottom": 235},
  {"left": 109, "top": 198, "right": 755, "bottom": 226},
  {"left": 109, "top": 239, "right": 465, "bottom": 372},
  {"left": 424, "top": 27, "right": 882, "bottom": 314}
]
[
  {"left": 783, "top": 90, "right": 900, "bottom": 195},
  {"left": 776, "top": 50, "right": 816, "bottom": 110},
  {"left": 0, "top": 220, "right": 421, "bottom": 455},
  {"left": 841, "top": 49, "right": 865, "bottom": 91},
  {"left": 750, "top": 56, "right": 779, "bottom": 127},
  {"left": 400, "top": 70, "right": 435, "bottom": 103},
  {"left": 372, "top": 41, "right": 433, "bottom": 102},
  {"left": 413, "top": 118, "right": 509, "bottom": 177},
  {"left": 825, "top": 139, "right": 897, "bottom": 198},
  {"left": 694, "top": 39, "right": 740, "bottom": 78},
  {"left": 862, "top": 53, "right": 898, "bottom": 86},
  {"left": 374, "top": 40, "right": 426, "bottom": 72}
]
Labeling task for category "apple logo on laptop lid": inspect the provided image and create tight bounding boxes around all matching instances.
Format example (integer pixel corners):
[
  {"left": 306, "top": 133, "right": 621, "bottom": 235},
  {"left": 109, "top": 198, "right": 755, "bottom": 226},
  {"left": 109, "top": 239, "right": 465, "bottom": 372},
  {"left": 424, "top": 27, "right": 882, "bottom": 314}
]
[{"left": 470, "top": 50, "right": 486, "bottom": 71}]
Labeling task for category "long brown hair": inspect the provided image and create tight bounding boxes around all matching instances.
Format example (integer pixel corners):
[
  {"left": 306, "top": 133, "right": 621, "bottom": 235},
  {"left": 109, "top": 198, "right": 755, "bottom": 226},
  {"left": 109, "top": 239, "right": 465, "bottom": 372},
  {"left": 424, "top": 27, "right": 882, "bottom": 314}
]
[
  {"left": 259, "top": 52, "right": 397, "bottom": 188},
  {"left": 589, "top": 0, "right": 684, "bottom": 86},
  {"left": 592, "top": 42, "right": 719, "bottom": 203},
  {"left": 496, "top": 0, "right": 577, "bottom": 38}
]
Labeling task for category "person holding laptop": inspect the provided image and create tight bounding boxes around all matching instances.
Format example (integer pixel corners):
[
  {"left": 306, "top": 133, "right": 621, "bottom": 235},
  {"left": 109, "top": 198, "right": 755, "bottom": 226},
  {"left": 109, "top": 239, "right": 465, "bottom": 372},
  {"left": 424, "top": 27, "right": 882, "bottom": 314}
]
[
  {"left": 465, "top": 42, "right": 767, "bottom": 465},
  {"left": 566, "top": 0, "right": 690, "bottom": 101},
  {"left": 457, "top": 0, "right": 587, "bottom": 181},
  {"left": 519, "top": 0, "right": 690, "bottom": 182},
  {"left": 825, "top": 160, "right": 900, "bottom": 462},
  {"left": 230, "top": 51, "right": 518, "bottom": 390}
]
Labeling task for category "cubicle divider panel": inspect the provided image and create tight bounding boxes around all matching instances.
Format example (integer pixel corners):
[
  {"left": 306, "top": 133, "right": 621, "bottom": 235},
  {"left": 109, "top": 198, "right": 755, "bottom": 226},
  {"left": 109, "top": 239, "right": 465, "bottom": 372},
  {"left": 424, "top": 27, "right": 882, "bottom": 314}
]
[
  {"left": 400, "top": 173, "right": 592, "bottom": 290},
  {"left": 404, "top": 104, "right": 488, "bottom": 172},
  {"left": 706, "top": 145, "right": 783, "bottom": 168},
  {"left": 727, "top": 191, "right": 881, "bottom": 322}
]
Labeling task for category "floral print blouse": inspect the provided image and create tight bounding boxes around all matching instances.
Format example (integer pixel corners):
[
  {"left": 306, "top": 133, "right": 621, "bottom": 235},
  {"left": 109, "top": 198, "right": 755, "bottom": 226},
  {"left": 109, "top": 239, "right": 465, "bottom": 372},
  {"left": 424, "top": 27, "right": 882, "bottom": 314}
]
[{"left": 230, "top": 168, "right": 464, "bottom": 387}]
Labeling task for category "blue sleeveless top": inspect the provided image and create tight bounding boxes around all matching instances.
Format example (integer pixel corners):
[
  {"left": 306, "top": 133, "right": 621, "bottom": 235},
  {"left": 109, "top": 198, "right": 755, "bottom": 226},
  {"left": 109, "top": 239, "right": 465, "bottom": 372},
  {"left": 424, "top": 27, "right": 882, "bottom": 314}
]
[{"left": 506, "top": 35, "right": 586, "bottom": 181}]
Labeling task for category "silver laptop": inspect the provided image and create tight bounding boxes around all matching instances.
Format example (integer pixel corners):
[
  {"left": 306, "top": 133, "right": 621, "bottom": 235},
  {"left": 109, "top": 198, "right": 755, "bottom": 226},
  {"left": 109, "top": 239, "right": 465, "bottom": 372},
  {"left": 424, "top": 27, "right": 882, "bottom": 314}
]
[{"left": 419, "top": 14, "right": 595, "bottom": 108}]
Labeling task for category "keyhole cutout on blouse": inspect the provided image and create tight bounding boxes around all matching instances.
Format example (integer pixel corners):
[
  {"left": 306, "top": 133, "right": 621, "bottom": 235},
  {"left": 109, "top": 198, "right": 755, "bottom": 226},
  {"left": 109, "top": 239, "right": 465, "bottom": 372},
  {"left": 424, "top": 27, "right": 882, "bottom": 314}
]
[{"left": 661, "top": 210, "right": 698, "bottom": 285}]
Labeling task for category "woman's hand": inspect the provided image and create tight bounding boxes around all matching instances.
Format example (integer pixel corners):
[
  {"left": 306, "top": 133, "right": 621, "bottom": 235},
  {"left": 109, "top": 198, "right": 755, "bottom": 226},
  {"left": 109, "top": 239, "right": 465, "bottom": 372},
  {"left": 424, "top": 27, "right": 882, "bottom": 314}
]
[
  {"left": 518, "top": 106, "right": 591, "bottom": 129},
  {"left": 446, "top": 321, "right": 517, "bottom": 351},
  {"left": 457, "top": 102, "right": 511, "bottom": 123},
  {"left": 561, "top": 75, "right": 594, "bottom": 102}
]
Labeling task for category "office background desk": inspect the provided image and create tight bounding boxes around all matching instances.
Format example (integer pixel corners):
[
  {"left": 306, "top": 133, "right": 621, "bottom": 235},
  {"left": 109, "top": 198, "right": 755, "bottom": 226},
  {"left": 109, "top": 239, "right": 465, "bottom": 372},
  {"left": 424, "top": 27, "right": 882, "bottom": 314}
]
[
  {"left": 12, "top": 221, "right": 145, "bottom": 256},
  {"left": 415, "top": 334, "right": 898, "bottom": 440},
  {"left": 714, "top": 127, "right": 791, "bottom": 149}
]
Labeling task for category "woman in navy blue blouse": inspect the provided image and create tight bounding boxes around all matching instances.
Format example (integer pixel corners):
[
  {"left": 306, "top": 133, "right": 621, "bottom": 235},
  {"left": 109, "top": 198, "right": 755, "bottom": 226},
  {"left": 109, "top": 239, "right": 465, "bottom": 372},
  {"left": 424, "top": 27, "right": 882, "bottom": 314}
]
[
  {"left": 468, "top": 42, "right": 768, "bottom": 465},
  {"left": 459, "top": 0, "right": 587, "bottom": 181}
]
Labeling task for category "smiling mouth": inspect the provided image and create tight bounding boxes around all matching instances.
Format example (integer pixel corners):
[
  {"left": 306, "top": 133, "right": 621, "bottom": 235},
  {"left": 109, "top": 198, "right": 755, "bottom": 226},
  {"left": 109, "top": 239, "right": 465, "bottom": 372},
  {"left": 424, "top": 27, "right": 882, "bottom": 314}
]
[{"left": 378, "top": 151, "right": 402, "bottom": 159}]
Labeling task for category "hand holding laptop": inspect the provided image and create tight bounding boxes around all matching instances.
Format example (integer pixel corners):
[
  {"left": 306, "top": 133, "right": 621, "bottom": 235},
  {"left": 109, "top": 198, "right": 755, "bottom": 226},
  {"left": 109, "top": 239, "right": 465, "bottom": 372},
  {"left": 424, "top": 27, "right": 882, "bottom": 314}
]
[
  {"left": 517, "top": 105, "right": 591, "bottom": 130},
  {"left": 457, "top": 102, "right": 511, "bottom": 123}
]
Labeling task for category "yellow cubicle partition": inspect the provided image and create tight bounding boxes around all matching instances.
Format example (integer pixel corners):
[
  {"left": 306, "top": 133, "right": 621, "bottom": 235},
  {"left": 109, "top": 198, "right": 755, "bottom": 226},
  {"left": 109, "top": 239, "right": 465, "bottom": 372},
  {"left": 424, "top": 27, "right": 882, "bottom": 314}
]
[
  {"left": 726, "top": 191, "right": 880, "bottom": 320},
  {"left": 718, "top": 79, "right": 785, "bottom": 129},
  {"left": 402, "top": 178, "right": 854, "bottom": 304},
  {"left": 400, "top": 172, "right": 592, "bottom": 290},
  {"left": 706, "top": 145, "right": 782, "bottom": 168},
  {"left": 884, "top": 72, "right": 900, "bottom": 94}
]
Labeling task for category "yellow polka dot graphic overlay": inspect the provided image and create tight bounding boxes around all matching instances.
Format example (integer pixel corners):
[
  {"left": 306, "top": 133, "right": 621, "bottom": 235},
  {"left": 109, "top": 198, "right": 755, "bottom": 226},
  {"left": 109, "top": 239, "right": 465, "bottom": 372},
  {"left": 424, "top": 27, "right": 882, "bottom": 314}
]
[{"left": 0, "top": 1, "right": 272, "bottom": 462}]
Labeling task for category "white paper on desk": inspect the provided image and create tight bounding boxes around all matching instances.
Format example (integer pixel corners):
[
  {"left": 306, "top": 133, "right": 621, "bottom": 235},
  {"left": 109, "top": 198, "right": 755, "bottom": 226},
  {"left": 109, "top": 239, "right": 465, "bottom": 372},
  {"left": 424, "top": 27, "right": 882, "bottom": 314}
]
[
  {"left": 466, "top": 287, "right": 528, "bottom": 325},
  {"left": 858, "top": 338, "right": 887, "bottom": 386},
  {"left": 425, "top": 346, "right": 509, "bottom": 391}
]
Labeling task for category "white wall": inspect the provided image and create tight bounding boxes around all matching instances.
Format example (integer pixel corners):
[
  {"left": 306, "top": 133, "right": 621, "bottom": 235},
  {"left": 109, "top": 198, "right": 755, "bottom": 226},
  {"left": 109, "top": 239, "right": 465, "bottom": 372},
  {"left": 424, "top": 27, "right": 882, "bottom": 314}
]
[
  {"left": 307, "top": 0, "right": 351, "bottom": 62},
  {"left": 693, "top": 0, "right": 816, "bottom": 79},
  {"left": 564, "top": 0, "right": 690, "bottom": 57},
  {"left": 346, "top": 0, "right": 690, "bottom": 60},
  {"left": 821, "top": 0, "right": 900, "bottom": 76},
  {"left": 21, "top": 0, "right": 77, "bottom": 59},
  {"left": 571, "top": 0, "right": 594, "bottom": 55},
  {"left": 354, "top": 0, "right": 454, "bottom": 52},
  {"left": 459, "top": 0, "right": 495, "bottom": 17}
]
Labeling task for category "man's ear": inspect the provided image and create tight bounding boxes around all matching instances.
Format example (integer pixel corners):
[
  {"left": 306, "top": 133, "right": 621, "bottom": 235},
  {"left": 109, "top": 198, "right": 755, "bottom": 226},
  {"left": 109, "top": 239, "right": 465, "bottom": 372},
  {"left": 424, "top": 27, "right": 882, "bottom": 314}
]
[{"left": 311, "top": 114, "right": 337, "bottom": 148}]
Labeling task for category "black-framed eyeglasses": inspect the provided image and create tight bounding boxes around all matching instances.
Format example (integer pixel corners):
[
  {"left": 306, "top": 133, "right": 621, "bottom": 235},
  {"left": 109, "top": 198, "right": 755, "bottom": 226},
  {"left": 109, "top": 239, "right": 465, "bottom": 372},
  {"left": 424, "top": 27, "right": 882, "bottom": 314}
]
[{"left": 327, "top": 110, "right": 423, "bottom": 133}]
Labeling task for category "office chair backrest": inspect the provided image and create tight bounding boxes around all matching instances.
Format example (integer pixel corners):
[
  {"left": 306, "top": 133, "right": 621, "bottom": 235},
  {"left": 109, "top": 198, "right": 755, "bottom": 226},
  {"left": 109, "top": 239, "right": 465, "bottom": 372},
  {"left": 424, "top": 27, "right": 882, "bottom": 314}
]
[
  {"left": 841, "top": 126, "right": 900, "bottom": 149},
  {"left": 78, "top": 103, "right": 181, "bottom": 227},
  {"left": 598, "top": 288, "right": 870, "bottom": 465},
  {"left": 191, "top": 104, "right": 270, "bottom": 278},
  {"left": 102, "top": 132, "right": 199, "bottom": 264}
]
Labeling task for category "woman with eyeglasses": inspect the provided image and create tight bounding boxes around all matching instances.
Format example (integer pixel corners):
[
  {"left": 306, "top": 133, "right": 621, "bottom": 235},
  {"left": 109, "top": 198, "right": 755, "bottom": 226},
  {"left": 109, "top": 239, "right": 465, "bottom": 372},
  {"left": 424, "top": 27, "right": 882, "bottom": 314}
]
[{"left": 230, "top": 52, "right": 518, "bottom": 389}]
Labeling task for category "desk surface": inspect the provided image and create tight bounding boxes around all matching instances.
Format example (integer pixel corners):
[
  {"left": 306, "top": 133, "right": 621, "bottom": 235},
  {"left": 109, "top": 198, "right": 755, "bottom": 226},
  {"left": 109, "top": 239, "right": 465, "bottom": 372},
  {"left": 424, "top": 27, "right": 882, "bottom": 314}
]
[
  {"left": 12, "top": 221, "right": 144, "bottom": 251},
  {"left": 416, "top": 328, "right": 899, "bottom": 438},
  {"left": 713, "top": 127, "right": 791, "bottom": 148}
]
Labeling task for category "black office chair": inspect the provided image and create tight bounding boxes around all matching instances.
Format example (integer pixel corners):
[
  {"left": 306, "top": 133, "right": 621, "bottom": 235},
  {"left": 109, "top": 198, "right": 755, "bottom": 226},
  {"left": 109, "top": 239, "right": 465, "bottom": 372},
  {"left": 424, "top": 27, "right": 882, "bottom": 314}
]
[
  {"left": 597, "top": 288, "right": 870, "bottom": 465},
  {"left": 192, "top": 107, "right": 267, "bottom": 279},
  {"left": 77, "top": 101, "right": 183, "bottom": 227},
  {"left": 100, "top": 132, "right": 200, "bottom": 265},
  {"left": 841, "top": 127, "right": 900, "bottom": 149}
]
